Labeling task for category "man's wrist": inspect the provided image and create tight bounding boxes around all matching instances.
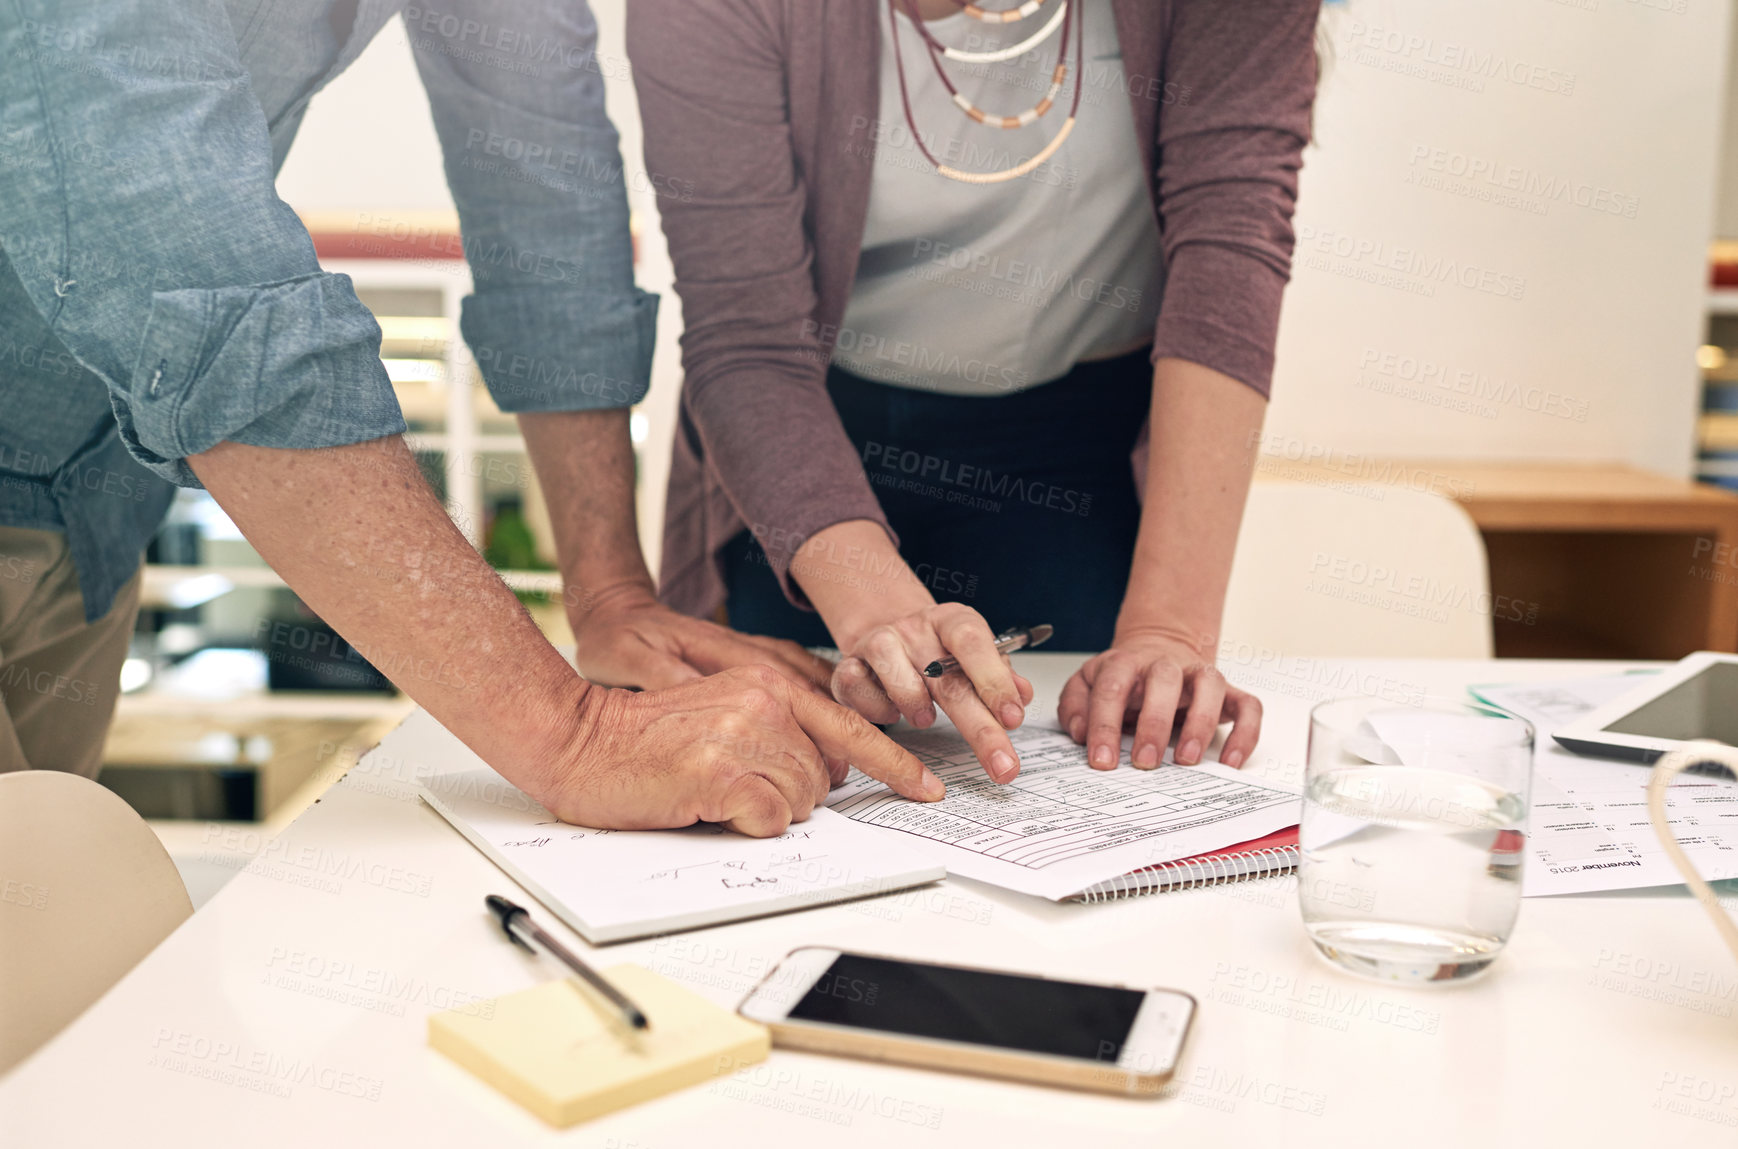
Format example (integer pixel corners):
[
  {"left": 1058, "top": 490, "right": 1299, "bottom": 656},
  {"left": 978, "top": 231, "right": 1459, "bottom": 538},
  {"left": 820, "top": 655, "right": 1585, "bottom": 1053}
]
[
  {"left": 509, "top": 668, "right": 600, "bottom": 802},
  {"left": 563, "top": 572, "right": 659, "bottom": 623}
]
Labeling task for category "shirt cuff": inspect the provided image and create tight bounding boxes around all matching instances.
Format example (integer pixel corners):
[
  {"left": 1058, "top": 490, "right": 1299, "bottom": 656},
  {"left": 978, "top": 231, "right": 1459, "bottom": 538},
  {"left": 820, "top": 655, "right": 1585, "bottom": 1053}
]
[
  {"left": 1152, "top": 243, "right": 1289, "bottom": 398},
  {"left": 118, "top": 271, "right": 407, "bottom": 487},
  {"left": 461, "top": 286, "right": 659, "bottom": 412}
]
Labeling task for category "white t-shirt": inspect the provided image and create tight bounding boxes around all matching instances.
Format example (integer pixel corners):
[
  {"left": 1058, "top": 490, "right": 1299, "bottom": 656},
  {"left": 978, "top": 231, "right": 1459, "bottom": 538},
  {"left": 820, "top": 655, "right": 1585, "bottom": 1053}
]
[{"left": 832, "top": 0, "right": 1163, "bottom": 396}]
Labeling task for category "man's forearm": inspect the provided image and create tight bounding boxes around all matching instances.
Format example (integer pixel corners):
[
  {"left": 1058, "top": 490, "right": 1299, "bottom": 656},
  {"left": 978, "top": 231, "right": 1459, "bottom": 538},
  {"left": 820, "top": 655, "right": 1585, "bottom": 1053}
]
[
  {"left": 518, "top": 409, "right": 840, "bottom": 694},
  {"left": 518, "top": 409, "right": 653, "bottom": 617},
  {"left": 189, "top": 436, "right": 587, "bottom": 796},
  {"left": 1116, "top": 357, "right": 1267, "bottom": 653}
]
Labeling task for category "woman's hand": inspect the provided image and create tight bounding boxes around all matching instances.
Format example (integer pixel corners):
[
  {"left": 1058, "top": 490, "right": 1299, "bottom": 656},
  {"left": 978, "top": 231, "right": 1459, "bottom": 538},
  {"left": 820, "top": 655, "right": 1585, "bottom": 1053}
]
[
  {"left": 830, "top": 602, "right": 1035, "bottom": 784},
  {"left": 1058, "top": 630, "right": 1261, "bottom": 772},
  {"left": 786, "top": 521, "right": 1033, "bottom": 783}
]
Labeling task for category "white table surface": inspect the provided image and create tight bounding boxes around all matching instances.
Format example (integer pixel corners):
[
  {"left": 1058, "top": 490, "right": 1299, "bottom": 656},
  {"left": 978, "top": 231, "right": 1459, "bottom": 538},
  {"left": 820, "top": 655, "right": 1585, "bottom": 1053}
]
[{"left": 7, "top": 655, "right": 1737, "bottom": 1148}]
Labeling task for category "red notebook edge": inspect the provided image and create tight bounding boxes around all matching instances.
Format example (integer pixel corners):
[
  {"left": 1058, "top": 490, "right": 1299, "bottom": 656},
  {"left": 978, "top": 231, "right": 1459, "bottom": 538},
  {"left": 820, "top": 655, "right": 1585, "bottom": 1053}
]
[
  {"left": 1174, "top": 825, "right": 1299, "bottom": 863},
  {"left": 1068, "top": 825, "right": 1301, "bottom": 902}
]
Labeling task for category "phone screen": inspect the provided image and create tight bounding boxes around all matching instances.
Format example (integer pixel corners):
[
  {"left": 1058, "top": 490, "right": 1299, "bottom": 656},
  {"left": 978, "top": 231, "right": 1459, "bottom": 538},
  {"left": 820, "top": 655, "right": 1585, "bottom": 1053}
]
[{"left": 786, "top": 953, "right": 1147, "bottom": 1062}]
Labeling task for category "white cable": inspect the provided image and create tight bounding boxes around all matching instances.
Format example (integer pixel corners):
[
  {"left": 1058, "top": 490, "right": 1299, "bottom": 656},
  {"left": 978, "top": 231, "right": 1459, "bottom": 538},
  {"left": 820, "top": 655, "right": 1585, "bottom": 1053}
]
[{"left": 1647, "top": 741, "right": 1738, "bottom": 966}]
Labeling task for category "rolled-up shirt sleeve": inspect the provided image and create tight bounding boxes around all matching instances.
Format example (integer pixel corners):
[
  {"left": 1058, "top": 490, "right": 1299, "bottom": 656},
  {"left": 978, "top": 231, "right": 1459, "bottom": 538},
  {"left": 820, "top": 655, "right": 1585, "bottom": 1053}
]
[
  {"left": 406, "top": 0, "right": 657, "bottom": 413},
  {"left": 0, "top": 0, "right": 404, "bottom": 488},
  {"left": 1151, "top": 0, "right": 1319, "bottom": 397},
  {"left": 120, "top": 274, "right": 405, "bottom": 480}
]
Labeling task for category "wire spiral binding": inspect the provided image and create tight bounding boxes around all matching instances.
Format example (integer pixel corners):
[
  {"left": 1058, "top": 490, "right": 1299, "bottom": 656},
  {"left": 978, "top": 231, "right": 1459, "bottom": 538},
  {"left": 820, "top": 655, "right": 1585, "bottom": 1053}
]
[{"left": 1070, "top": 846, "right": 1300, "bottom": 904}]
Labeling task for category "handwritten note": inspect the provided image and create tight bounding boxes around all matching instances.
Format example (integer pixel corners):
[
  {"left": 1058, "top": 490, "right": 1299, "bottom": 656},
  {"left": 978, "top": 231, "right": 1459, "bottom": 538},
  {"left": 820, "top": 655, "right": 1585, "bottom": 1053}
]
[{"left": 420, "top": 770, "right": 946, "bottom": 943}]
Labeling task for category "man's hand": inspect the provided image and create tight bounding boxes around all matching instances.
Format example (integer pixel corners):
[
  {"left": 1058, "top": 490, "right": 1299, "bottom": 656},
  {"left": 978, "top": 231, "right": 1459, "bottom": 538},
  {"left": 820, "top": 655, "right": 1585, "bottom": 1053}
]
[
  {"left": 1058, "top": 630, "right": 1261, "bottom": 772},
  {"left": 539, "top": 664, "right": 946, "bottom": 836},
  {"left": 570, "top": 583, "right": 834, "bottom": 696},
  {"left": 517, "top": 410, "right": 833, "bottom": 695}
]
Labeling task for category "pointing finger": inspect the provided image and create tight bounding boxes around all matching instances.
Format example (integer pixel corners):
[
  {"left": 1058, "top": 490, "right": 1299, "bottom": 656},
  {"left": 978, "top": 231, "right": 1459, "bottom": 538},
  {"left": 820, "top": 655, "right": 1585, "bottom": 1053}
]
[{"left": 790, "top": 689, "right": 944, "bottom": 802}]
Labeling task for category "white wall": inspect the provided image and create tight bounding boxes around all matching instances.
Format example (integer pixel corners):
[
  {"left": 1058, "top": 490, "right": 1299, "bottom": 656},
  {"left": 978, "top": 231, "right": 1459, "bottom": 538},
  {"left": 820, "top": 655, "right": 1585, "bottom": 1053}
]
[
  {"left": 1269, "top": 0, "right": 1731, "bottom": 478},
  {"left": 1714, "top": 0, "right": 1738, "bottom": 237},
  {"left": 276, "top": 1, "right": 1733, "bottom": 564},
  {"left": 275, "top": 16, "right": 451, "bottom": 214}
]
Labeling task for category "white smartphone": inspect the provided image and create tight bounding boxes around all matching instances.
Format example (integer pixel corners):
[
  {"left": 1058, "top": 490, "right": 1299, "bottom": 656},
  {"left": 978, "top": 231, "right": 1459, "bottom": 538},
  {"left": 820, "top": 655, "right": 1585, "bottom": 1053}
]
[{"left": 736, "top": 947, "right": 1195, "bottom": 1096}]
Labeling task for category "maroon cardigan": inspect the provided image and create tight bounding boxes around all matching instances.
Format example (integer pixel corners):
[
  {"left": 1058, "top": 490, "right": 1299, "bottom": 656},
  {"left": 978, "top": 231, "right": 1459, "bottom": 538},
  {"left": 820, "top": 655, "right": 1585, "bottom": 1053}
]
[{"left": 627, "top": 0, "right": 1319, "bottom": 618}]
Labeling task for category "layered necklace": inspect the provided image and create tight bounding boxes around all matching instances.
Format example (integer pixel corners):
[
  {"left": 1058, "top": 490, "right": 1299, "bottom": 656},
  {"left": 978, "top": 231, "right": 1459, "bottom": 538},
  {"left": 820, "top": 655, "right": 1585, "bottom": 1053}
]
[{"left": 886, "top": 0, "right": 1084, "bottom": 186}]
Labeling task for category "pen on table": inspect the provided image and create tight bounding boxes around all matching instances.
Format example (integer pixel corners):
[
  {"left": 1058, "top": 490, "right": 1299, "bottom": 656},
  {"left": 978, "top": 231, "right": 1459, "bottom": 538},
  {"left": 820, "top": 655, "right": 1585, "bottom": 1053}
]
[
  {"left": 485, "top": 894, "right": 650, "bottom": 1031},
  {"left": 923, "top": 623, "right": 1054, "bottom": 678}
]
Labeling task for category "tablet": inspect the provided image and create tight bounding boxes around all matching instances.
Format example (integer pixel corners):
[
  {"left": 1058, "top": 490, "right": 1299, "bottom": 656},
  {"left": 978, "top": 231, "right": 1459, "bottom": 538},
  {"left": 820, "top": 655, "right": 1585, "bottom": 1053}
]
[{"left": 1554, "top": 651, "right": 1738, "bottom": 763}]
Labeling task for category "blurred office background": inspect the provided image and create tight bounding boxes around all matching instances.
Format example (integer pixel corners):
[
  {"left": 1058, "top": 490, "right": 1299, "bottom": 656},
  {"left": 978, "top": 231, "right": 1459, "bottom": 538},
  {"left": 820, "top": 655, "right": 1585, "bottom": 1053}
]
[{"left": 110, "top": 0, "right": 1738, "bottom": 903}]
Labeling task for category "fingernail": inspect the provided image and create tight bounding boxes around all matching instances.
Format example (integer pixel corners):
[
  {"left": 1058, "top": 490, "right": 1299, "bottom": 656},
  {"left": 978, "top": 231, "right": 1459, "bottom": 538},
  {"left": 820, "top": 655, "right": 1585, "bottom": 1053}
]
[
  {"left": 1091, "top": 744, "right": 1114, "bottom": 768},
  {"left": 1069, "top": 718, "right": 1085, "bottom": 742},
  {"left": 999, "top": 703, "right": 1023, "bottom": 729},
  {"left": 1223, "top": 749, "right": 1244, "bottom": 769},
  {"left": 1134, "top": 744, "right": 1158, "bottom": 768},
  {"left": 920, "top": 769, "right": 946, "bottom": 800},
  {"left": 990, "top": 750, "right": 1017, "bottom": 783},
  {"left": 1180, "top": 739, "right": 1202, "bottom": 765}
]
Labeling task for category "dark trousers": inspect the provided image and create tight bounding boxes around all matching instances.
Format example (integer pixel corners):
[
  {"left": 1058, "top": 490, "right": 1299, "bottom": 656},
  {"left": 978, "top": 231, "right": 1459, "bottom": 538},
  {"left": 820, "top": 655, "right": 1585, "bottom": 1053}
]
[{"left": 722, "top": 348, "right": 1152, "bottom": 652}]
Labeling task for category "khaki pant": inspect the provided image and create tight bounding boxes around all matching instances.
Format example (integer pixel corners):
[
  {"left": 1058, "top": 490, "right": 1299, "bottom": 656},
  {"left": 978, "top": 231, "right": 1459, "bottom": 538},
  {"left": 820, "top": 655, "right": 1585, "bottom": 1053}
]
[{"left": 0, "top": 526, "right": 140, "bottom": 779}]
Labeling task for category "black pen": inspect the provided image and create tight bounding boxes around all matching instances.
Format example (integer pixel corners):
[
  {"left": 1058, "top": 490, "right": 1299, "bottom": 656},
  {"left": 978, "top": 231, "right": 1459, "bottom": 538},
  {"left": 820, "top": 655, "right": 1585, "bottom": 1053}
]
[
  {"left": 923, "top": 623, "right": 1054, "bottom": 678},
  {"left": 485, "top": 894, "right": 650, "bottom": 1031}
]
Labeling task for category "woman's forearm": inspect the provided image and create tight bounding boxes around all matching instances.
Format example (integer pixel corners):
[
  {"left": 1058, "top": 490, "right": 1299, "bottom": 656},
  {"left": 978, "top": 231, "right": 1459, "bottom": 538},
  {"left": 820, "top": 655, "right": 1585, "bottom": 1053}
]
[
  {"left": 790, "top": 519, "right": 933, "bottom": 650},
  {"left": 1116, "top": 357, "right": 1267, "bottom": 656}
]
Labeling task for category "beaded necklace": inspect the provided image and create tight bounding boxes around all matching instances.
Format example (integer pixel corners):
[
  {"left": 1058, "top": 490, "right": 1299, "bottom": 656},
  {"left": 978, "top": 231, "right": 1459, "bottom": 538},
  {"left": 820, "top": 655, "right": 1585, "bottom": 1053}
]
[
  {"left": 949, "top": 0, "right": 1048, "bottom": 23},
  {"left": 887, "top": 0, "right": 1084, "bottom": 185},
  {"left": 920, "top": 0, "right": 1067, "bottom": 65}
]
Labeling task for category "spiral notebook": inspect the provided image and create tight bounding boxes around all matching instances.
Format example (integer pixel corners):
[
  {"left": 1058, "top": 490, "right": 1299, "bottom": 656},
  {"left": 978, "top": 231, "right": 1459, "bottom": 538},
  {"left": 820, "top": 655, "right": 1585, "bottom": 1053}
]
[
  {"left": 829, "top": 723, "right": 1303, "bottom": 901},
  {"left": 1067, "top": 826, "right": 1300, "bottom": 903}
]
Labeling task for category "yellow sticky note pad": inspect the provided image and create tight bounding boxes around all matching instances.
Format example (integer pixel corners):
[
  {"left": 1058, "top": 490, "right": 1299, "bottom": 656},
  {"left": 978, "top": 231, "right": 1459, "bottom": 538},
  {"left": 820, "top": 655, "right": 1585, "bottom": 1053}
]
[{"left": 429, "top": 964, "right": 770, "bottom": 1128}]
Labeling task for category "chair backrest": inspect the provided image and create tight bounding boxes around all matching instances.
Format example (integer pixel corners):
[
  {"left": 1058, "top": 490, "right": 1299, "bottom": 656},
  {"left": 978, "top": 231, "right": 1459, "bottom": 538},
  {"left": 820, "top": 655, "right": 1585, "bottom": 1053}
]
[
  {"left": 0, "top": 771, "right": 191, "bottom": 1075},
  {"left": 1221, "top": 479, "right": 1494, "bottom": 659}
]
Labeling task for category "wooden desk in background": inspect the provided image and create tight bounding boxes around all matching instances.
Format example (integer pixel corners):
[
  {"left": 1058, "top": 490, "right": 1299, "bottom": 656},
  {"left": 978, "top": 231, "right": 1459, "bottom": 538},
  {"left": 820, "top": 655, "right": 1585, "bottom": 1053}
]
[{"left": 1284, "top": 461, "right": 1738, "bottom": 659}]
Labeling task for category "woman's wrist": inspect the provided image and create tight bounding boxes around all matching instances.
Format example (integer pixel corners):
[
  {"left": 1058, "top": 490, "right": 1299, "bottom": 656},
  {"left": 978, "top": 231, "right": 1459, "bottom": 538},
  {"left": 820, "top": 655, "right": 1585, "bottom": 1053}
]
[
  {"left": 826, "top": 583, "right": 935, "bottom": 652},
  {"left": 1110, "top": 615, "right": 1217, "bottom": 662},
  {"left": 789, "top": 519, "right": 933, "bottom": 651}
]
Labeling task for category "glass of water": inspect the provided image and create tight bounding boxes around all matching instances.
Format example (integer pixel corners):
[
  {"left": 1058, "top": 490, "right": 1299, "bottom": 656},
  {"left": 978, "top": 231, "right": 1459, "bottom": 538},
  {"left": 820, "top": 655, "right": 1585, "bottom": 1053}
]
[{"left": 1300, "top": 696, "right": 1534, "bottom": 983}]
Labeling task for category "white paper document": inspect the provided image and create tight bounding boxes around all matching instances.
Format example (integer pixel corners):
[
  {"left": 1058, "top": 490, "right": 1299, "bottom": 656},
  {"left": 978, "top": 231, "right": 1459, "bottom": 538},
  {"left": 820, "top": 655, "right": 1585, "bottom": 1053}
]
[
  {"left": 1358, "top": 708, "right": 1533, "bottom": 775},
  {"left": 1472, "top": 674, "right": 1738, "bottom": 896},
  {"left": 826, "top": 723, "right": 1301, "bottom": 901},
  {"left": 420, "top": 770, "right": 945, "bottom": 943}
]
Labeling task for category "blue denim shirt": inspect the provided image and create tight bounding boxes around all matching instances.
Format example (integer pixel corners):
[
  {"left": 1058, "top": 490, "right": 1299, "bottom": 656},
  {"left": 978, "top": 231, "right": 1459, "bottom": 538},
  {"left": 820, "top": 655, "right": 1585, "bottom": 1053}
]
[{"left": 0, "top": 0, "right": 657, "bottom": 621}]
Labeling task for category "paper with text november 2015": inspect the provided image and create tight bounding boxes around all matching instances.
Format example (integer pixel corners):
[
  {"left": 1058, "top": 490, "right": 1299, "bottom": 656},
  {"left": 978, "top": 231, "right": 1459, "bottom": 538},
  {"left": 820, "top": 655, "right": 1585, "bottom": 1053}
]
[{"left": 1471, "top": 673, "right": 1738, "bottom": 897}]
